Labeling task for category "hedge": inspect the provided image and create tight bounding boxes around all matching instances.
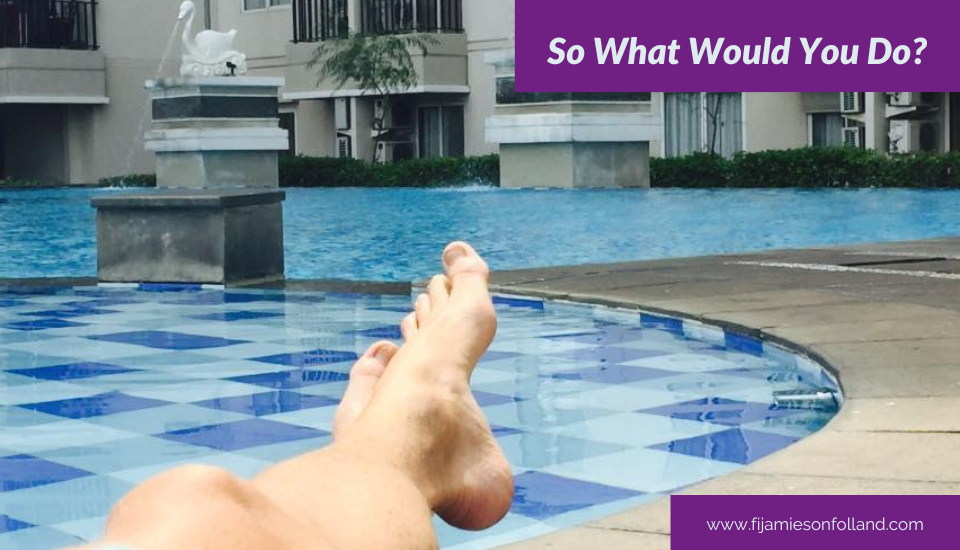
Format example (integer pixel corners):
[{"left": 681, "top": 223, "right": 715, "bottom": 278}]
[
  {"left": 98, "top": 174, "right": 158, "bottom": 187},
  {"left": 279, "top": 154, "right": 500, "bottom": 188},
  {"left": 651, "top": 148, "right": 960, "bottom": 188}
]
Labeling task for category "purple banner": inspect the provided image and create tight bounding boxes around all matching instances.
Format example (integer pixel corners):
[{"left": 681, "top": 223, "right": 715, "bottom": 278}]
[
  {"left": 672, "top": 495, "right": 957, "bottom": 550},
  {"left": 515, "top": 0, "right": 960, "bottom": 91}
]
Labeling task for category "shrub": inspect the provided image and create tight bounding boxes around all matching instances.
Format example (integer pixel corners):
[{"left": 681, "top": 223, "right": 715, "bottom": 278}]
[
  {"left": 278, "top": 154, "right": 499, "bottom": 188},
  {"left": 0, "top": 178, "right": 44, "bottom": 188},
  {"left": 652, "top": 148, "right": 960, "bottom": 188},
  {"left": 98, "top": 174, "right": 158, "bottom": 187},
  {"left": 650, "top": 152, "right": 731, "bottom": 188}
]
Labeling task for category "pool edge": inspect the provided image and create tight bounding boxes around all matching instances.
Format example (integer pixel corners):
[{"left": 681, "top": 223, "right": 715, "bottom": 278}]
[{"left": 488, "top": 237, "right": 960, "bottom": 549}]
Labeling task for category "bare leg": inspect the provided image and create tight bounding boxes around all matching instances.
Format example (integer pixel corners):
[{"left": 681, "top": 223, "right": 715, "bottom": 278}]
[{"left": 67, "top": 242, "right": 513, "bottom": 550}]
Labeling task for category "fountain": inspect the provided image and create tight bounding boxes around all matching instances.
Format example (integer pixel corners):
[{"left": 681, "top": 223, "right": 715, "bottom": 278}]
[{"left": 92, "top": 1, "right": 288, "bottom": 285}]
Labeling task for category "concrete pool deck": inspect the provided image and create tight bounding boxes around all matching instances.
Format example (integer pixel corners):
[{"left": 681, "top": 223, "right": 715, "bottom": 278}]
[{"left": 488, "top": 237, "right": 960, "bottom": 549}]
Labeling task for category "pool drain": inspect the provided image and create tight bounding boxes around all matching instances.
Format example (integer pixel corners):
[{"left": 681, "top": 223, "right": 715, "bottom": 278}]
[{"left": 773, "top": 389, "right": 840, "bottom": 412}]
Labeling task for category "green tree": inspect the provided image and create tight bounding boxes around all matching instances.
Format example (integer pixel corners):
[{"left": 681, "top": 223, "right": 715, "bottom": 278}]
[{"left": 309, "top": 32, "right": 439, "bottom": 162}]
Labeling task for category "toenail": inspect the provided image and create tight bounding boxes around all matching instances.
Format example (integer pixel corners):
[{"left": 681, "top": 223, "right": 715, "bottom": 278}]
[
  {"left": 444, "top": 244, "right": 467, "bottom": 265},
  {"left": 374, "top": 344, "right": 392, "bottom": 363}
]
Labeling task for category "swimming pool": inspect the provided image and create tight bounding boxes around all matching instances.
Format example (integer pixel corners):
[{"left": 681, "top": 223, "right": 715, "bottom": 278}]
[
  {"left": 0, "top": 285, "right": 837, "bottom": 550},
  {"left": 2, "top": 186, "right": 960, "bottom": 281}
]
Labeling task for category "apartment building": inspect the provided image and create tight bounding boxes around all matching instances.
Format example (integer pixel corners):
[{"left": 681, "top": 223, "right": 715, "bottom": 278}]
[{"left": 1, "top": 0, "right": 956, "bottom": 185}]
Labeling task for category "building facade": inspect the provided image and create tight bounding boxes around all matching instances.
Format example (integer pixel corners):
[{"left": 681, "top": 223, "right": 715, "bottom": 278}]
[{"left": 1, "top": 0, "right": 956, "bottom": 185}]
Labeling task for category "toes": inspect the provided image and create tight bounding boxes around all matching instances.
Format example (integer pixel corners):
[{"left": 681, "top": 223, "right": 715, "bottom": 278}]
[
  {"left": 401, "top": 311, "right": 418, "bottom": 341},
  {"left": 334, "top": 341, "right": 398, "bottom": 439},
  {"left": 442, "top": 242, "right": 490, "bottom": 299},
  {"left": 414, "top": 293, "right": 431, "bottom": 326},
  {"left": 427, "top": 274, "right": 451, "bottom": 311}
]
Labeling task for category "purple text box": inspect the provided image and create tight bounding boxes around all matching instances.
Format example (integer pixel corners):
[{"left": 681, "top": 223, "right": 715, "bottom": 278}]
[
  {"left": 516, "top": 0, "right": 960, "bottom": 91},
  {"left": 672, "top": 495, "right": 957, "bottom": 550}
]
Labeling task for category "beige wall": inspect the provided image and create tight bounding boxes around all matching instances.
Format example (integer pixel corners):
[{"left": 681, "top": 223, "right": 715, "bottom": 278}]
[
  {"left": 742, "top": 92, "right": 808, "bottom": 151},
  {"left": 463, "top": 0, "right": 513, "bottom": 156}
]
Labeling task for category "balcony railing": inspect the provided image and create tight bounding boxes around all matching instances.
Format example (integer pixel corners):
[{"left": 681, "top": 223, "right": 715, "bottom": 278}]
[
  {"left": 293, "top": 0, "right": 348, "bottom": 43},
  {"left": 0, "top": 0, "right": 97, "bottom": 50},
  {"left": 361, "top": 0, "right": 462, "bottom": 35}
]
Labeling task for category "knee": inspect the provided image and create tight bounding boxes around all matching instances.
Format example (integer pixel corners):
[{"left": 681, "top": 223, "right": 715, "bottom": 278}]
[{"left": 111, "top": 465, "right": 260, "bottom": 524}]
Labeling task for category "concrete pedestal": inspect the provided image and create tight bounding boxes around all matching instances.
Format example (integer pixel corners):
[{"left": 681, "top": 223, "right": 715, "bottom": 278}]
[
  {"left": 93, "top": 189, "right": 285, "bottom": 285},
  {"left": 144, "top": 77, "right": 288, "bottom": 189}
]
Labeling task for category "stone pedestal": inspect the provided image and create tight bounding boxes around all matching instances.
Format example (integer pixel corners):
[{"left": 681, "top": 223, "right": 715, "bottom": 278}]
[
  {"left": 93, "top": 189, "right": 285, "bottom": 285},
  {"left": 144, "top": 77, "right": 289, "bottom": 188},
  {"left": 92, "top": 76, "right": 289, "bottom": 286}
]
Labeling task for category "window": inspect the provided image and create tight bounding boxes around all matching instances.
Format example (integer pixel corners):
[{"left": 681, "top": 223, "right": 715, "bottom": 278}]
[
  {"left": 418, "top": 106, "right": 463, "bottom": 159},
  {"left": 811, "top": 113, "right": 844, "bottom": 147},
  {"left": 495, "top": 77, "right": 650, "bottom": 105},
  {"left": 244, "top": 0, "right": 291, "bottom": 10},
  {"left": 278, "top": 112, "right": 296, "bottom": 156},
  {"left": 664, "top": 92, "right": 743, "bottom": 158}
]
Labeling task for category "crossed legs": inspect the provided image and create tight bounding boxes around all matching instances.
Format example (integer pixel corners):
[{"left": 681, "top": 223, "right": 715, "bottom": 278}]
[{"left": 68, "top": 242, "right": 513, "bottom": 550}]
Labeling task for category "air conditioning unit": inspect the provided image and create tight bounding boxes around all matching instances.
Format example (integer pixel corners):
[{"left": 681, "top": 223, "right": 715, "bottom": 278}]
[
  {"left": 889, "top": 120, "right": 937, "bottom": 153},
  {"left": 842, "top": 125, "right": 864, "bottom": 148},
  {"left": 335, "top": 98, "right": 351, "bottom": 130},
  {"left": 840, "top": 92, "right": 863, "bottom": 114},
  {"left": 375, "top": 142, "right": 415, "bottom": 163},
  {"left": 886, "top": 92, "right": 922, "bottom": 107},
  {"left": 337, "top": 135, "right": 352, "bottom": 158}
]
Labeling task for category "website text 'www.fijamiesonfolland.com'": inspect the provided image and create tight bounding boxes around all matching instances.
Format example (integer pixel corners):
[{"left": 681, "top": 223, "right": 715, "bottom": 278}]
[{"left": 706, "top": 517, "right": 924, "bottom": 534}]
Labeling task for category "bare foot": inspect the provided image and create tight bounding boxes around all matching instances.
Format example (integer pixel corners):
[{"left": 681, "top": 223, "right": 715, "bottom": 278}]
[
  {"left": 333, "top": 341, "right": 398, "bottom": 439},
  {"left": 339, "top": 242, "right": 514, "bottom": 531}
]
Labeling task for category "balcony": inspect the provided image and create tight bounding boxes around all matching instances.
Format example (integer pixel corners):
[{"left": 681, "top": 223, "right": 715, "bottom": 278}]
[
  {"left": 292, "top": 0, "right": 462, "bottom": 42},
  {"left": 286, "top": 0, "right": 466, "bottom": 99},
  {"left": 0, "top": 0, "right": 98, "bottom": 50},
  {"left": 293, "top": 0, "right": 347, "bottom": 43},
  {"left": 360, "top": 0, "right": 462, "bottom": 35}
]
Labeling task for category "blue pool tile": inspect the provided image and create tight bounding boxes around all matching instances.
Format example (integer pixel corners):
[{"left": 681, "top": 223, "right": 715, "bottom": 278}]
[
  {"left": 548, "top": 346, "right": 669, "bottom": 365},
  {"left": 228, "top": 370, "right": 349, "bottom": 389},
  {"left": 0, "top": 455, "right": 93, "bottom": 492},
  {"left": 351, "top": 326, "right": 403, "bottom": 339},
  {"left": 137, "top": 283, "right": 204, "bottom": 293},
  {"left": 551, "top": 365, "right": 675, "bottom": 384},
  {"left": 473, "top": 391, "right": 522, "bottom": 407},
  {"left": 491, "top": 425, "right": 524, "bottom": 437},
  {"left": 493, "top": 296, "right": 545, "bottom": 310},
  {"left": 498, "top": 432, "right": 628, "bottom": 469},
  {"left": 0, "top": 515, "right": 33, "bottom": 534},
  {"left": 481, "top": 350, "right": 523, "bottom": 363},
  {"left": 195, "top": 391, "right": 339, "bottom": 417},
  {"left": 510, "top": 471, "right": 643, "bottom": 520},
  {"left": 19, "top": 391, "right": 169, "bottom": 419},
  {"left": 87, "top": 331, "right": 248, "bottom": 350},
  {"left": 724, "top": 332, "right": 764, "bottom": 356},
  {"left": 18, "top": 308, "right": 116, "bottom": 318},
  {"left": 640, "top": 313, "right": 685, "bottom": 333},
  {"left": 7, "top": 362, "right": 137, "bottom": 381},
  {"left": 544, "top": 327, "right": 645, "bottom": 346},
  {"left": 191, "top": 311, "right": 284, "bottom": 322},
  {"left": 61, "top": 298, "right": 142, "bottom": 309},
  {"left": 650, "top": 429, "right": 800, "bottom": 464},
  {"left": 250, "top": 349, "right": 359, "bottom": 368},
  {"left": 638, "top": 397, "right": 802, "bottom": 426},
  {"left": 157, "top": 418, "right": 328, "bottom": 451},
  {"left": 4, "top": 319, "right": 86, "bottom": 331}
]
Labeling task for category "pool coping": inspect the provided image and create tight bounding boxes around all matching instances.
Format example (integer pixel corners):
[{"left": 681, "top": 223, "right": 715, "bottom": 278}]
[{"left": 487, "top": 237, "right": 960, "bottom": 549}]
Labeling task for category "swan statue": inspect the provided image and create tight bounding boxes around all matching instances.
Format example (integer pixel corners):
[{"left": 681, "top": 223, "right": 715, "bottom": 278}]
[{"left": 177, "top": 0, "right": 248, "bottom": 77}]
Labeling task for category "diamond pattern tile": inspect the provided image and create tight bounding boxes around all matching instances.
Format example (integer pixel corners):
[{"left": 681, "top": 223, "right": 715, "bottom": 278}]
[{"left": 0, "top": 286, "right": 835, "bottom": 550}]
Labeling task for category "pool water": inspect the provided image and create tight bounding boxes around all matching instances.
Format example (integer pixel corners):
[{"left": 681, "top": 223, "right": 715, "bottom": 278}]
[
  {"left": 2, "top": 187, "right": 960, "bottom": 281},
  {"left": 0, "top": 285, "right": 837, "bottom": 550}
]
